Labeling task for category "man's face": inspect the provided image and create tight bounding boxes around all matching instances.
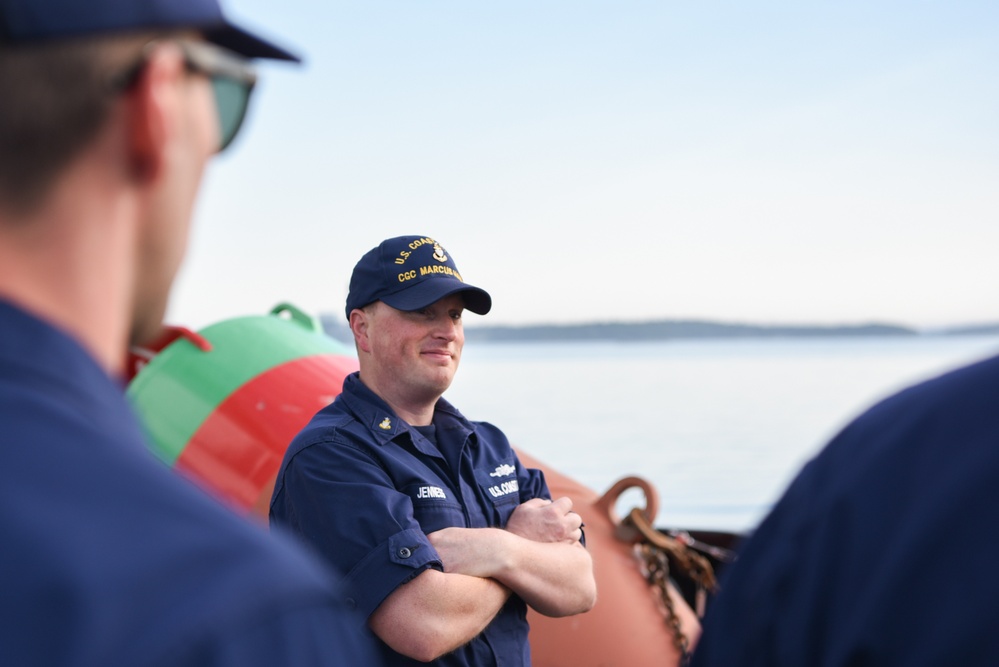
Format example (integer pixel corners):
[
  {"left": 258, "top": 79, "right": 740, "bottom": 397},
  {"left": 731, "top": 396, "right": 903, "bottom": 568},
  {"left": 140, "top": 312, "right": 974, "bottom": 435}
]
[
  {"left": 129, "top": 41, "right": 220, "bottom": 346},
  {"left": 359, "top": 294, "right": 466, "bottom": 407}
]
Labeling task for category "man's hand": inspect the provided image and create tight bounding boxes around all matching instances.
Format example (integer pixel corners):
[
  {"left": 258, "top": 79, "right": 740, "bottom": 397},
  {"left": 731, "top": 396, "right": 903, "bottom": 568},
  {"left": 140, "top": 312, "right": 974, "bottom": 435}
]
[
  {"left": 426, "top": 499, "right": 596, "bottom": 619},
  {"left": 505, "top": 497, "right": 582, "bottom": 544}
]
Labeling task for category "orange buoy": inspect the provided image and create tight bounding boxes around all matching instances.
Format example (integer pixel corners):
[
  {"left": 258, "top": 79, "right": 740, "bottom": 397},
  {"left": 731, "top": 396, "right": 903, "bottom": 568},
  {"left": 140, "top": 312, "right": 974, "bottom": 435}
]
[{"left": 517, "top": 449, "right": 701, "bottom": 667}]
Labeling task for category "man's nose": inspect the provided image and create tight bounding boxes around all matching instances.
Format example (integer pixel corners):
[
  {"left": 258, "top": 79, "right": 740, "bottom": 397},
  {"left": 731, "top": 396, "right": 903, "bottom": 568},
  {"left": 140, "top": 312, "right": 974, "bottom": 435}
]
[{"left": 433, "top": 316, "right": 459, "bottom": 339}]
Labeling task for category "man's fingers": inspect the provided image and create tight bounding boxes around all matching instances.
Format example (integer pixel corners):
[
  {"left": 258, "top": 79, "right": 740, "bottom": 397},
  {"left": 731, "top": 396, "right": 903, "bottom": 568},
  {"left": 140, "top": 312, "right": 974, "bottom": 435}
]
[{"left": 550, "top": 496, "right": 573, "bottom": 514}]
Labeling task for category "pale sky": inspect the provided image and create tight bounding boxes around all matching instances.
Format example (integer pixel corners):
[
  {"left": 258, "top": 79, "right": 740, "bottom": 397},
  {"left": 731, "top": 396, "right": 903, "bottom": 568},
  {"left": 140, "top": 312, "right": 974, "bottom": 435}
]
[{"left": 169, "top": 0, "right": 999, "bottom": 332}]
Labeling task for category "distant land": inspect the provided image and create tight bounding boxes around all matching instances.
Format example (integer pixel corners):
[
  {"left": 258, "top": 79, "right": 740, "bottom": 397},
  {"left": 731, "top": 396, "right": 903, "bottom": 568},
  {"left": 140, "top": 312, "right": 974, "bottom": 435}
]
[{"left": 319, "top": 315, "right": 999, "bottom": 345}]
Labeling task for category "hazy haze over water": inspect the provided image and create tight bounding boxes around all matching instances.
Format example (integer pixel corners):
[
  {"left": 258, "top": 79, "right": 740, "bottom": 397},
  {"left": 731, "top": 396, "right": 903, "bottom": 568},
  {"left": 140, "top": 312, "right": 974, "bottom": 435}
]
[{"left": 445, "top": 334, "right": 999, "bottom": 533}]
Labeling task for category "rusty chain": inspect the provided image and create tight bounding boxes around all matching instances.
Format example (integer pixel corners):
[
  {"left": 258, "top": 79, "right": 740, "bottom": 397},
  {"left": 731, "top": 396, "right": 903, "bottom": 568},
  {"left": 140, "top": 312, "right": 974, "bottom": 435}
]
[
  {"left": 625, "top": 507, "right": 721, "bottom": 665},
  {"left": 639, "top": 541, "right": 691, "bottom": 663}
]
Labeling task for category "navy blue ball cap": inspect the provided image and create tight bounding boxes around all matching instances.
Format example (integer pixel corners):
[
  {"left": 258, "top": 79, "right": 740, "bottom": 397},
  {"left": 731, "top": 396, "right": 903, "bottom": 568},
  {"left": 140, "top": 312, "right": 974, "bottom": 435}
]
[
  {"left": 346, "top": 236, "right": 492, "bottom": 320},
  {"left": 0, "top": 0, "right": 300, "bottom": 62}
]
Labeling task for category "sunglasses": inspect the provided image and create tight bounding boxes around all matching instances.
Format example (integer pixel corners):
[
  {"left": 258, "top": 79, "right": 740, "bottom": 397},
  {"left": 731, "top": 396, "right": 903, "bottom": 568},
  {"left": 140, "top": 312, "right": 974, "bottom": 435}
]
[{"left": 115, "top": 39, "right": 258, "bottom": 153}]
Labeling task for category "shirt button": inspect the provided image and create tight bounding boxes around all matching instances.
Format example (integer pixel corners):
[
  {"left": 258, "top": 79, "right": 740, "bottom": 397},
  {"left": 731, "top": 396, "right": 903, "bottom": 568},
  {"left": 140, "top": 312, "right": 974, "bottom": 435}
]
[{"left": 398, "top": 547, "right": 412, "bottom": 559}]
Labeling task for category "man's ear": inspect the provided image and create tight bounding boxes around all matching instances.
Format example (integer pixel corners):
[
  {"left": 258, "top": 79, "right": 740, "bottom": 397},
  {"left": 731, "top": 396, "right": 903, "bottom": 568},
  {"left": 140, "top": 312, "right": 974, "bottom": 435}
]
[
  {"left": 349, "top": 309, "right": 371, "bottom": 353},
  {"left": 123, "top": 44, "right": 185, "bottom": 184}
]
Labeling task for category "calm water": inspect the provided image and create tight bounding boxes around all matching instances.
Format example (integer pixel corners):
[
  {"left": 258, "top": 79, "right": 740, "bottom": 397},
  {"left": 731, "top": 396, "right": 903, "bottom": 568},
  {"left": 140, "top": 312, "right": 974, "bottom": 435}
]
[{"left": 444, "top": 334, "right": 999, "bottom": 534}]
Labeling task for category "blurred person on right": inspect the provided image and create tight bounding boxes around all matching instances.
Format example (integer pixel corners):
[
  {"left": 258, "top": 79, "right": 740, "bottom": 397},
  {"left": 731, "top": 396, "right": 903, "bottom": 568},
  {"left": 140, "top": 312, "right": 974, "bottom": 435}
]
[{"left": 690, "top": 352, "right": 999, "bottom": 666}]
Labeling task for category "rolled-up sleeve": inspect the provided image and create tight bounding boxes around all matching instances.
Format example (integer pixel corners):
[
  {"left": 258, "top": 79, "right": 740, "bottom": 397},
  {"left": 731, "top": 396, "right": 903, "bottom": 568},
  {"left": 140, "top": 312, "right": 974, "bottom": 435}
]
[{"left": 271, "top": 437, "right": 442, "bottom": 619}]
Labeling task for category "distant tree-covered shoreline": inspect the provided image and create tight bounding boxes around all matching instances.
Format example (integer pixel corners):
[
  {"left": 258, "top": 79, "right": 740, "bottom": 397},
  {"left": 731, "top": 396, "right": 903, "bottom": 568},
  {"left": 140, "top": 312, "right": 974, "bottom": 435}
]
[{"left": 320, "top": 315, "right": 999, "bottom": 345}]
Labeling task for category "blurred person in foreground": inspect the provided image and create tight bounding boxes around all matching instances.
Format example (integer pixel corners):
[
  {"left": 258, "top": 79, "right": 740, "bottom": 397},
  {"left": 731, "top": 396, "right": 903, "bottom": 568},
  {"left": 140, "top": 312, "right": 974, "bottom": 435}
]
[
  {"left": 690, "top": 351, "right": 999, "bottom": 665},
  {"left": 271, "top": 235, "right": 597, "bottom": 665},
  {"left": 0, "top": 0, "right": 378, "bottom": 664}
]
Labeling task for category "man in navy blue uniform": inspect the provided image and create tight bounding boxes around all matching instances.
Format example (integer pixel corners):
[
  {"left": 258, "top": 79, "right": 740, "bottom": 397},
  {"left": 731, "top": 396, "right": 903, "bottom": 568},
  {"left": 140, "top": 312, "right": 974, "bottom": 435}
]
[
  {"left": 271, "top": 235, "right": 597, "bottom": 665},
  {"left": 690, "top": 354, "right": 999, "bottom": 666},
  {"left": 0, "top": 1, "right": 377, "bottom": 664}
]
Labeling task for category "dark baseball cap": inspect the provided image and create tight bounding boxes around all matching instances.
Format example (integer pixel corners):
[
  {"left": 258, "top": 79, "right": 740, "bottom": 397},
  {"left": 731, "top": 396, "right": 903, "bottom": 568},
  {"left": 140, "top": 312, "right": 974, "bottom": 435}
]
[
  {"left": 0, "top": 0, "right": 300, "bottom": 62},
  {"left": 346, "top": 236, "right": 492, "bottom": 320}
]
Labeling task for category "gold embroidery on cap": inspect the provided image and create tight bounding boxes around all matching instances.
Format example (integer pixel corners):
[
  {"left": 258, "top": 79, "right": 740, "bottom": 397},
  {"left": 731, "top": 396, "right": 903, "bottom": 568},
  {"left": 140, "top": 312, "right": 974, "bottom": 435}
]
[
  {"left": 432, "top": 243, "right": 447, "bottom": 263},
  {"left": 418, "top": 264, "right": 463, "bottom": 282}
]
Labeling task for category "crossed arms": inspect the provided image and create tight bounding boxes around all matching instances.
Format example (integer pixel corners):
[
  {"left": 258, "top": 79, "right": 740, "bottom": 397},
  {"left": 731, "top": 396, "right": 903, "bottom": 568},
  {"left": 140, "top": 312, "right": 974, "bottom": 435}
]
[{"left": 369, "top": 496, "right": 597, "bottom": 662}]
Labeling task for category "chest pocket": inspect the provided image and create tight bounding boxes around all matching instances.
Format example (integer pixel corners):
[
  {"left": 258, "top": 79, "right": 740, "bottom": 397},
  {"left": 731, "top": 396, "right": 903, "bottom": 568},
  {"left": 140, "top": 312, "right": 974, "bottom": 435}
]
[
  {"left": 474, "top": 458, "right": 521, "bottom": 527},
  {"left": 405, "top": 482, "right": 466, "bottom": 533}
]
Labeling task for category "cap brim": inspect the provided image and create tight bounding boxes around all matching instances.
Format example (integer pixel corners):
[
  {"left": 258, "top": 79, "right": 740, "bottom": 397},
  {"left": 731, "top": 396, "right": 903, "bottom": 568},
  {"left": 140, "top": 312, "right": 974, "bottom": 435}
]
[
  {"left": 204, "top": 23, "right": 301, "bottom": 62},
  {"left": 382, "top": 281, "right": 492, "bottom": 316}
]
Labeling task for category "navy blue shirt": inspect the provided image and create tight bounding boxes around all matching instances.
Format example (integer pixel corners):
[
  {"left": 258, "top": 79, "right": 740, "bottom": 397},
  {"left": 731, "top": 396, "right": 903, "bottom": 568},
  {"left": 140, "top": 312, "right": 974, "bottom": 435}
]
[
  {"left": 271, "top": 372, "right": 551, "bottom": 667},
  {"left": 0, "top": 300, "right": 379, "bottom": 666},
  {"left": 691, "top": 353, "right": 999, "bottom": 667}
]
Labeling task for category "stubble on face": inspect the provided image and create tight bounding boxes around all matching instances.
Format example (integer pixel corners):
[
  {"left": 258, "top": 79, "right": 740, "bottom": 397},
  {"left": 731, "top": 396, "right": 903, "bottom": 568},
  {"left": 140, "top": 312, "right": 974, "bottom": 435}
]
[{"left": 361, "top": 295, "right": 466, "bottom": 412}]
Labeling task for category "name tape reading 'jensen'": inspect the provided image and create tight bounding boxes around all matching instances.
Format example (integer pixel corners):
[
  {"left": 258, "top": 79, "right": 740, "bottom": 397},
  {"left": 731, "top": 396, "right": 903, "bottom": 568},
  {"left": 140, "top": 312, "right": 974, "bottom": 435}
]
[{"left": 416, "top": 485, "right": 447, "bottom": 499}]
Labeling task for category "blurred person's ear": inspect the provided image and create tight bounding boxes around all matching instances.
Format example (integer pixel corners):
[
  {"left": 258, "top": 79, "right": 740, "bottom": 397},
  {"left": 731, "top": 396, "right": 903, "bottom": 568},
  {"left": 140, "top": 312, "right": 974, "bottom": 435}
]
[{"left": 124, "top": 43, "right": 188, "bottom": 184}]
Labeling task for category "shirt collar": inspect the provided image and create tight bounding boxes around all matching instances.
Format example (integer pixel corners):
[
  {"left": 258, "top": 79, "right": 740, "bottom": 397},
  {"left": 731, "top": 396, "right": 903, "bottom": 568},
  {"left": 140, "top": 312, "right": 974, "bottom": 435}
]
[
  {"left": 0, "top": 299, "right": 146, "bottom": 445},
  {"left": 338, "top": 372, "right": 475, "bottom": 454}
]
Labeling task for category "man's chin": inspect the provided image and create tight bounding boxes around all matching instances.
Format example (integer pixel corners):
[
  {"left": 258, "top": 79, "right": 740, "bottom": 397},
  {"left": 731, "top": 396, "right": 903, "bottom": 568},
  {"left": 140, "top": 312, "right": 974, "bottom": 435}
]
[{"left": 416, "top": 370, "right": 455, "bottom": 398}]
